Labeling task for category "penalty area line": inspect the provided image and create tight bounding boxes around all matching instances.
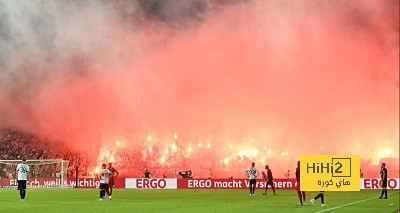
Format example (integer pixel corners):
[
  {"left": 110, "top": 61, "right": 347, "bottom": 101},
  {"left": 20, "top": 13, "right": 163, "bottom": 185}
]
[{"left": 314, "top": 192, "right": 399, "bottom": 213}]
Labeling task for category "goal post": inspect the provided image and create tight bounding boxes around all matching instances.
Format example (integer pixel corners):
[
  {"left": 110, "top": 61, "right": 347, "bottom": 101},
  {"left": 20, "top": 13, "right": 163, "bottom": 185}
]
[{"left": 0, "top": 159, "right": 70, "bottom": 188}]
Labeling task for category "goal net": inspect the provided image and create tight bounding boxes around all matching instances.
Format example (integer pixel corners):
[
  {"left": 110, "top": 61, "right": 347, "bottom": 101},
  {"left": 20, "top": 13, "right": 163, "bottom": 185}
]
[{"left": 0, "top": 159, "right": 70, "bottom": 188}]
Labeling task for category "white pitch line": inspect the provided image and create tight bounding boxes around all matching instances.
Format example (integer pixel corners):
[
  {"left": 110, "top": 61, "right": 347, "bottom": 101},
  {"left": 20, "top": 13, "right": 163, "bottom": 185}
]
[{"left": 314, "top": 192, "right": 399, "bottom": 213}]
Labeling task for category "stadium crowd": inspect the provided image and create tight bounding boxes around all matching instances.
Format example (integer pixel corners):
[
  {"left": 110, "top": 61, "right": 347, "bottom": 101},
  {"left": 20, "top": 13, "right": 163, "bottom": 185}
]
[
  {"left": 1, "top": 129, "right": 397, "bottom": 179},
  {"left": 0, "top": 129, "right": 208, "bottom": 179},
  {"left": 0, "top": 129, "right": 89, "bottom": 179},
  {"left": 0, "top": 129, "right": 247, "bottom": 179}
]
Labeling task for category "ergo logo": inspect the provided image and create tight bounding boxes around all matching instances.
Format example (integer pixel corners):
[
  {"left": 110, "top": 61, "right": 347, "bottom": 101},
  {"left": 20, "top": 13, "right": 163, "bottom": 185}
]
[{"left": 136, "top": 179, "right": 167, "bottom": 188}]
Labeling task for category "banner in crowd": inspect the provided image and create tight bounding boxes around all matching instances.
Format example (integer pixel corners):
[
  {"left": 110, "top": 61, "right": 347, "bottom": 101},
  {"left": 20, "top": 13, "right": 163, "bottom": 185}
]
[
  {"left": 177, "top": 178, "right": 296, "bottom": 189},
  {"left": 360, "top": 178, "right": 399, "bottom": 189},
  {"left": 2, "top": 178, "right": 398, "bottom": 190},
  {"left": 1, "top": 177, "right": 125, "bottom": 188},
  {"left": 125, "top": 178, "right": 177, "bottom": 189}
]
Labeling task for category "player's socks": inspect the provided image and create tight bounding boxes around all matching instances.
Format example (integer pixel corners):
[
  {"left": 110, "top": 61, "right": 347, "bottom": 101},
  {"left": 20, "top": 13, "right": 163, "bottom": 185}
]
[
  {"left": 380, "top": 190, "right": 384, "bottom": 198},
  {"left": 19, "top": 190, "right": 26, "bottom": 199},
  {"left": 297, "top": 193, "right": 303, "bottom": 204},
  {"left": 321, "top": 194, "right": 324, "bottom": 204},
  {"left": 314, "top": 193, "right": 322, "bottom": 200},
  {"left": 384, "top": 190, "right": 388, "bottom": 198},
  {"left": 302, "top": 192, "right": 306, "bottom": 203}
]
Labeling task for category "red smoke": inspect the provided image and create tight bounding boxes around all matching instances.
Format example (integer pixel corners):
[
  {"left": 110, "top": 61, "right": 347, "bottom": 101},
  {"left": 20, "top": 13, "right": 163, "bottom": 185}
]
[{"left": 0, "top": 0, "right": 398, "bottom": 176}]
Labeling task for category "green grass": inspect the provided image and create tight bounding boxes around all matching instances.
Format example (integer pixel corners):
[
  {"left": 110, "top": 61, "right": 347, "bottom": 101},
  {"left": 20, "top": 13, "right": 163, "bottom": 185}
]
[{"left": 0, "top": 188, "right": 398, "bottom": 213}]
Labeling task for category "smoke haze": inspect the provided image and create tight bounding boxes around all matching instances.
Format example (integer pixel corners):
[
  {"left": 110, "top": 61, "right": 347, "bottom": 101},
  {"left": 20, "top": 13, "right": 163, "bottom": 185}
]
[{"left": 0, "top": 0, "right": 398, "bottom": 167}]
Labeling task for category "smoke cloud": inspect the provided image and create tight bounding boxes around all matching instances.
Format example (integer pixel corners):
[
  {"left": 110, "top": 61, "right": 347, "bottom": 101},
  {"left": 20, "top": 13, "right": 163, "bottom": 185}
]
[{"left": 0, "top": 0, "right": 398, "bottom": 168}]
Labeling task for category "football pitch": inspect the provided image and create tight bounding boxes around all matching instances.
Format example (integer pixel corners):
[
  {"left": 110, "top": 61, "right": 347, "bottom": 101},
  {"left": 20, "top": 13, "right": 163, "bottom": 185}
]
[{"left": 0, "top": 188, "right": 398, "bottom": 213}]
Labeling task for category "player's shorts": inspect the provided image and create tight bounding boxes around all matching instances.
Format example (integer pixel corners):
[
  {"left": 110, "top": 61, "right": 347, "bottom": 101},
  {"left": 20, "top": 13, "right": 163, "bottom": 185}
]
[
  {"left": 17, "top": 180, "right": 27, "bottom": 190},
  {"left": 296, "top": 180, "right": 300, "bottom": 190},
  {"left": 266, "top": 180, "right": 274, "bottom": 186},
  {"left": 100, "top": 183, "right": 109, "bottom": 190},
  {"left": 108, "top": 178, "right": 114, "bottom": 186},
  {"left": 249, "top": 179, "right": 256, "bottom": 186},
  {"left": 381, "top": 179, "right": 388, "bottom": 187}
]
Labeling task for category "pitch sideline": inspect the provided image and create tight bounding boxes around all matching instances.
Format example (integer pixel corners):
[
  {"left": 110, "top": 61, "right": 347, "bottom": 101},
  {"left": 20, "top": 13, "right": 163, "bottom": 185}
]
[{"left": 314, "top": 191, "right": 399, "bottom": 213}]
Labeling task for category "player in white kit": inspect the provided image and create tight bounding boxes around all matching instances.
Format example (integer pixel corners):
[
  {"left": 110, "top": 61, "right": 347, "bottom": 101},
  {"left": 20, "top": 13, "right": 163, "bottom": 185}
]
[
  {"left": 16, "top": 158, "right": 29, "bottom": 203},
  {"left": 98, "top": 163, "right": 113, "bottom": 201},
  {"left": 245, "top": 162, "right": 259, "bottom": 196}
]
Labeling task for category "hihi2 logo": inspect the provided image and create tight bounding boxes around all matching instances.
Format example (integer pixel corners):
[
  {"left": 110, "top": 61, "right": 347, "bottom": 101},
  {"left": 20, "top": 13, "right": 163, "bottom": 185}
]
[{"left": 300, "top": 155, "right": 360, "bottom": 191}]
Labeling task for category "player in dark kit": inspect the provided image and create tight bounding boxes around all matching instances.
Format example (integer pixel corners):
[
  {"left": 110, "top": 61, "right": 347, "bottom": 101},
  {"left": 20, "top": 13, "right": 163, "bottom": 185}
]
[
  {"left": 262, "top": 165, "right": 276, "bottom": 195},
  {"left": 107, "top": 163, "right": 119, "bottom": 196},
  {"left": 379, "top": 163, "right": 388, "bottom": 199},
  {"left": 296, "top": 161, "right": 306, "bottom": 205}
]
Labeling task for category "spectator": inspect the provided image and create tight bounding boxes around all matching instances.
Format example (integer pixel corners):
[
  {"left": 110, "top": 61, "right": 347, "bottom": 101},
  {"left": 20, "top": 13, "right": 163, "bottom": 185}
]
[
  {"left": 145, "top": 169, "right": 151, "bottom": 178},
  {"left": 208, "top": 169, "right": 213, "bottom": 179},
  {"left": 284, "top": 170, "right": 290, "bottom": 178}
]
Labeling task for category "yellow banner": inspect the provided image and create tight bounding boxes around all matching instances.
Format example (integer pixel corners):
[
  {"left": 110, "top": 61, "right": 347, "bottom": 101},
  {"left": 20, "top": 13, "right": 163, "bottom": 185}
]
[{"left": 300, "top": 155, "right": 360, "bottom": 191}]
